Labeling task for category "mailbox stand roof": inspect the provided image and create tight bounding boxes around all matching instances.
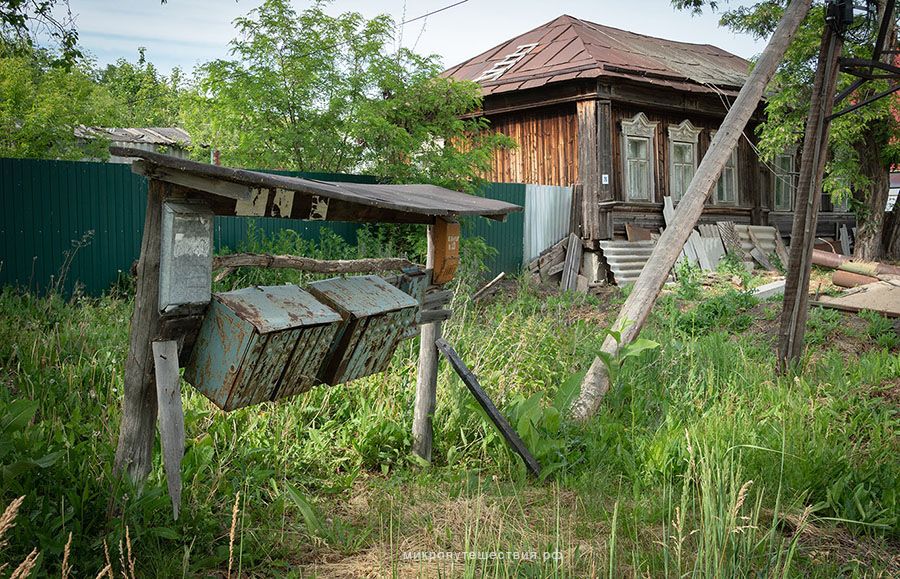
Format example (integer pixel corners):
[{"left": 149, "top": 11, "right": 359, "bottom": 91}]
[{"left": 112, "top": 146, "right": 522, "bottom": 223}]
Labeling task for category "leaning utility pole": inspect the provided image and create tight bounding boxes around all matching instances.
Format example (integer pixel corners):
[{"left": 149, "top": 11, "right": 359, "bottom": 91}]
[
  {"left": 571, "top": 0, "right": 812, "bottom": 421},
  {"left": 777, "top": 6, "right": 846, "bottom": 372}
]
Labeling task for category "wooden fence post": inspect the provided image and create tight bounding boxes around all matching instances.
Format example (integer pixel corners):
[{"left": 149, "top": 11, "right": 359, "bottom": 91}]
[
  {"left": 412, "top": 224, "right": 441, "bottom": 462},
  {"left": 570, "top": 0, "right": 812, "bottom": 421},
  {"left": 112, "top": 179, "right": 168, "bottom": 487}
]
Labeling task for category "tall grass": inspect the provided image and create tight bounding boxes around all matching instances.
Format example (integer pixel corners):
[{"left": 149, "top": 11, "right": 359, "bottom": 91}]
[{"left": 1, "top": 228, "right": 899, "bottom": 576}]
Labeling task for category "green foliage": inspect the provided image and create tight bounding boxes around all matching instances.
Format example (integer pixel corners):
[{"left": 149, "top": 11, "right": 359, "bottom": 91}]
[
  {"left": 859, "top": 309, "right": 900, "bottom": 349},
  {"left": 675, "top": 260, "right": 702, "bottom": 300},
  {"left": 0, "top": 40, "right": 119, "bottom": 159},
  {"left": 98, "top": 47, "right": 182, "bottom": 127},
  {"left": 675, "top": 288, "right": 757, "bottom": 335},
  {"left": 716, "top": 1, "right": 900, "bottom": 252},
  {"left": 805, "top": 306, "right": 844, "bottom": 345},
  {"left": 181, "top": 0, "right": 513, "bottom": 186}
]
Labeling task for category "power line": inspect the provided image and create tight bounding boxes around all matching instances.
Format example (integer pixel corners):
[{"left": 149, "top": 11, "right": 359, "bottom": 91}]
[{"left": 400, "top": 0, "right": 469, "bottom": 26}]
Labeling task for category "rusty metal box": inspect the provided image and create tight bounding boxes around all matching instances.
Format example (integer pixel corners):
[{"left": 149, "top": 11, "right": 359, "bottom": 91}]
[
  {"left": 159, "top": 201, "right": 213, "bottom": 314},
  {"left": 309, "top": 275, "right": 419, "bottom": 385},
  {"left": 184, "top": 285, "right": 342, "bottom": 411}
]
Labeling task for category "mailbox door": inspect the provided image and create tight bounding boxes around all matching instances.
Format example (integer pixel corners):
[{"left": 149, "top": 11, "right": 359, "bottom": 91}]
[
  {"left": 275, "top": 324, "right": 340, "bottom": 400},
  {"left": 184, "top": 301, "right": 255, "bottom": 410}
]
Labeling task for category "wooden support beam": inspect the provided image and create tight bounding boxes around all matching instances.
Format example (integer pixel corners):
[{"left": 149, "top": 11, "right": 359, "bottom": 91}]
[
  {"left": 132, "top": 160, "right": 252, "bottom": 202},
  {"left": 571, "top": 0, "right": 812, "bottom": 421},
  {"left": 576, "top": 99, "right": 612, "bottom": 241},
  {"left": 113, "top": 179, "right": 168, "bottom": 488},
  {"left": 212, "top": 253, "right": 421, "bottom": 282},
  {"left": 435, "top": 338, "right": 541, "bottom": 478},
  {"left": 777, "top": 22, "right": 844, "bottom": 372},
  {"left": 412, "top": 226, "right": 442, "bottom": 462}
]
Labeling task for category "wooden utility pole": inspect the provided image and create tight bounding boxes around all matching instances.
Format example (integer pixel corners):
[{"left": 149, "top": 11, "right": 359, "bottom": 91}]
[
  {"left": 777, "top": 16, "right": 845, "bottom": 371},
  {"left": 571, "top": 0, "right": 812, "bottom": 421}
]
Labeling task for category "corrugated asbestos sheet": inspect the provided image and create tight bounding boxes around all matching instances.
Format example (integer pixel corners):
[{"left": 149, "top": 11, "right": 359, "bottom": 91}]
[
  {"left": 443, "top": 14, "right": 749, "bottom": 97},
  {"left": 523, "top": 185, "right": 573, "bottom": 263}
]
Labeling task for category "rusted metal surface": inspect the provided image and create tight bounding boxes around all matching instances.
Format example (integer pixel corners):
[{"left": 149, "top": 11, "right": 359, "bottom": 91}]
[
  {"left": 443, "top": 15, "right": 750, "bottom": 97},
  {"left": 832, "top": 269, "right": 879, "bottom": 288},
  {"left": 184, "top": 285, "right": 341, "bottom": 411},
  {"left": 309, "top": 276, "right": 418, "bottom": 386}
]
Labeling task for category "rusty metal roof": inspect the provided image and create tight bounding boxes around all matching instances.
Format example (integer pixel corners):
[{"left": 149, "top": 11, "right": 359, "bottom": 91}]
[
  {"left": 110, "top": 146, "right": 521, "bottom": 222},
  {"left": 443, "top": 14, "right": 751, "bottom": 97},
  {"left": 76, "top": 126, "right": 192, "bottom": 146}
]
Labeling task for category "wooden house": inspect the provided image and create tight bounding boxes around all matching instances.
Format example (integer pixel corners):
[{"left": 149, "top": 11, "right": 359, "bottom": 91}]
[{"left": 444, "top": 15, "right": 855, "bottom": 257}]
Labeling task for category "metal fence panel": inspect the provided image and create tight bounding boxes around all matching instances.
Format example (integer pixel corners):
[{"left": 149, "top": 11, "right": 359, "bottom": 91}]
[
  {"left": 0, "top": 158, "right": 371, "bottom": 296},
  {"left": 465, "top": 182, "right": 527, "bottom": 277},
  {"left": 523, "top": 184, "right": 573, "bottom": 263}
]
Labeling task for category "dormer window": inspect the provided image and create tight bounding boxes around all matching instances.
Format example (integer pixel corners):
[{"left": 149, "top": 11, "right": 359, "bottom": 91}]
[
  {"left": 621, "top": 112, "right": 658, "bottom": 202},
  {"left": 475, "top": 43, "right": 539, "bottom": 82},
  {"left": 667, "top": 120, "right": 701, "bottom": 203}
]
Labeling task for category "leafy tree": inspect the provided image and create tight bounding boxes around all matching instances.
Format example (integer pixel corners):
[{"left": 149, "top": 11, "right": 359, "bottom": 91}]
[
  {"left": 182, "top": 0, "right": 511, "bottom": 193},
  {"left": 0, "top": 40, "right": 120, "bottom": 159},
  {"left": 674, "top": 0, "right": 900, "bottom": 259},
  {"left": 0, "top": 0, "right": 80, "bottom": 67},
  {"left": 99, "top": 48, "right": 183, "bottom": 127}
]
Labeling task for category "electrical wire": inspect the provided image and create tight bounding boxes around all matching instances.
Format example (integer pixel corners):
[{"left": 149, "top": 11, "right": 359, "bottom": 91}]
[{"left": 400, "top": 0, "right": 469, "bottom": 26}]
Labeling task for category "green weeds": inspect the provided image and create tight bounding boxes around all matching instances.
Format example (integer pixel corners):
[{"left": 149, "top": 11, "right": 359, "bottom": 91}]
[{"left": 2, "top": 258, "right": 899, "bottom": 575}]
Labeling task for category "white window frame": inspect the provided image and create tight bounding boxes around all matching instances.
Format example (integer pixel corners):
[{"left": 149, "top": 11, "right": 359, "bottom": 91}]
[
  {"left": 772, "top": 148, "right": 797, "bottom": 211},
  {"left": 667, "top": 120, "right": 701, "bottom": 203},
  {"left": 710, "top": 129, "right": 738, "bottom": 205},
  {"left": 621, "top": 112, "right": 658, "bottom": 202}
]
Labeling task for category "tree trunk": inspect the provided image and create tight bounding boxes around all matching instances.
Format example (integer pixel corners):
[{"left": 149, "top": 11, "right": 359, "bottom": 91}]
[
  {"left": 853, "top": 127, "right": 891, "bottom": 261},
  {"left": 883, "top": 200, "right": 900, "bottom": 259}
]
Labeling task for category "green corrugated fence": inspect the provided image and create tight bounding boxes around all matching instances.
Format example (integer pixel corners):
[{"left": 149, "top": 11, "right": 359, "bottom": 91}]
[{"left": 0, "top": 158, "right": 527, "bottom": 297}]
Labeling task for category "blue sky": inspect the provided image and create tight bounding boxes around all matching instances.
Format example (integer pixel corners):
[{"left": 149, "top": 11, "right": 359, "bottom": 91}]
[{"left": 66, "top": 0, "right": 767, "bottom": 76}]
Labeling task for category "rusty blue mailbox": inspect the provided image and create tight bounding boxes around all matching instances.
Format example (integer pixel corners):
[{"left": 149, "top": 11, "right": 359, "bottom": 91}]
[
  {"left": 309, "top": 275, "right": 419, "bottom": 385},
  {"left": 184, "top": 285, "right": 342, "bottom": 411}
]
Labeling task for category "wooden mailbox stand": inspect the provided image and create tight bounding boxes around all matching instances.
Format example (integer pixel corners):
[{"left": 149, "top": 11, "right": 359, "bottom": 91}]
[{"left": 108, "top": 147, "right": 520, "bottom": 517}]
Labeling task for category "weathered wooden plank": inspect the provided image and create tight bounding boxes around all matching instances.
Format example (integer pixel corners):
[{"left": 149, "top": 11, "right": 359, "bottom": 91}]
[
  {"left": 561, "top": 233, "right": 583, "bottom": 291},
  {"left": 132, "top": 160, "right": 252, "bottom": 202},
  {"left": 152, "top": 340, "right": 184, "bottom": 520},
  {"left": 435, "top": 338, "right": 541, "bottom": 478}
]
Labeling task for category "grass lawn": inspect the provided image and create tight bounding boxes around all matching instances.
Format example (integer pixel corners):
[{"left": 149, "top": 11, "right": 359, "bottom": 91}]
[{"left": 1, "top": 263, "right": 899, "bottom": 577}]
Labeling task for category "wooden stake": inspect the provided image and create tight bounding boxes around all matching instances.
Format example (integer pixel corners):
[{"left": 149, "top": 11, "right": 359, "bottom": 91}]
[
  {"left": 412, "top": 224, "right": 441, "bottom": 462},
  {"left": 777, "top": 22, "right": 844, "bottom": 372},
  {"left": 152, "top": 340, "right": 184, "bottom": 520},
  {"left": 571, "top": 0, "right": 812, "bottom": 421},
  {"left": 113, "top": 179, "right": 168, "bottom": 486}
]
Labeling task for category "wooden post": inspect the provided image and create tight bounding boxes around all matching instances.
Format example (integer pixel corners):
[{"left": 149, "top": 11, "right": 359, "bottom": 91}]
[
  {"left": 113, "top": 179, "right": 168, "bottom": 486},
  {"left": 411, "top": 223, "right": 441, "bottom": 462},
  {"left": 571, "top": 0, "right": 812, "bottom": 421},
  {"left": 777, "top": 22, "right": 844, "bottom": 371}
]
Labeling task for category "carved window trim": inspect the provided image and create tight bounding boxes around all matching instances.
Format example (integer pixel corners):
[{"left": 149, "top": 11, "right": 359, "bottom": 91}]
[
  {"left": 667, "top": 120, "right": 701, "bottom": 203},
  {"left": 710, "top": 129, "right": 739, "bottom": 205},
  {"left": 621, "top": 112, "right": 658, "bottom": 202}
]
